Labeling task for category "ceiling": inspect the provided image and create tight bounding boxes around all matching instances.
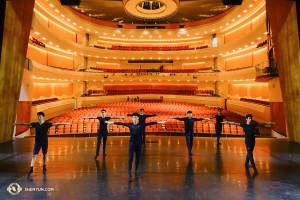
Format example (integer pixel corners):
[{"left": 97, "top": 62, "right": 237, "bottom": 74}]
[{"left": 70, "top": 0, "right": 233, "bottom": 24}]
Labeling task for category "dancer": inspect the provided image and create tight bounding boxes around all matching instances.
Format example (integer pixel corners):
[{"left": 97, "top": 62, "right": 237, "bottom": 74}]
[
  {"left": 106, "top": 113, "right": 165, "bottom": 182},
  {"left": 222, "top": 114, "right": 274, "bottom": 175},
  {"left": 209, "top": 108, "right": 227, "bottom": 145},
  {"left": 83, "top": 109, "right": 125, "bottom": 160},
  {"left": 13, "top": 111, "right": 71, "bottom": 178},
  {"left": 127, "top": 108, "right": 158, "bottom": 147},
  {"left": 170, "top": 111, "right": 210, "bottom": 158}
]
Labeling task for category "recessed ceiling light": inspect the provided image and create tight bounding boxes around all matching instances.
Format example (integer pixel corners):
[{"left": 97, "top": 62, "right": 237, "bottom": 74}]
[{"left": 49, "top": 4, "right": 53, "bottom": 7}]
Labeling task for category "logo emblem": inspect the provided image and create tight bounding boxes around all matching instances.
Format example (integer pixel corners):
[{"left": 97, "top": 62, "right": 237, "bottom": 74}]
[{"left": 7, "top": 183, "right": 22, "bottom": 195}]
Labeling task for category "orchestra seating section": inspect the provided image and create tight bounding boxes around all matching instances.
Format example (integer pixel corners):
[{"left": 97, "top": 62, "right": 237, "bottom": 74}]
[
  {"left": 48, "top": 102, "right": 246, "bottom": 137},
  {"left": 32, "top": 98, "right": 58, "bottom": 105},
  {"left": 240, "top": 98, "right": 270, "bottom": 106}
]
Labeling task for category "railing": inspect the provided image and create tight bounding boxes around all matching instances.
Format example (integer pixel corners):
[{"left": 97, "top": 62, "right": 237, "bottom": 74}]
[{"left": 255, "top": 60, "right": 278, "bottom": 77}]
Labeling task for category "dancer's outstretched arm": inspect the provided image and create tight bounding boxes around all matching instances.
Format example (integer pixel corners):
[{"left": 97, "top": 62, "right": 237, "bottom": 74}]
[{"left": 13, "top": 122, "right": 31, "bottom": 126}]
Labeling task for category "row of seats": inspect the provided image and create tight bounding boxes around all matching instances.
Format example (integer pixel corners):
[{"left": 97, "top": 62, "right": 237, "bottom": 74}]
[
  {"left": 47, "top": 122, "right": 244, "bottom": 135},
  {"left": 90, "top": 68, "right": 148, "bottom": 73},
  {"left": 87, "top": 89, "right": 214, "bottom": 96},
  {"left": 32, "top": 98, "right": 58, "bottom": 105},
  {"left": 107, "top": 45, "right": 194, "bottom": 51},
  {"left": 94, "top": 45, "right": 106, "bottom": 49},
  {"left": 90, "top": 68, "right": 206, "bottom": 74},
  {"left": 30, "top": 37, "right": 45, "bottom": 48},
  {"left": 105, "top": 90, "right": 196, "bottom": 95},
  {"left": 195, "top": 45, "right": 209, "bottom": 49},
  {"left": 240, "top": 98, "right": 270, "bottom": 106},
  {"left": 257, "top": 40, "right": 267, "bottom": 48}
]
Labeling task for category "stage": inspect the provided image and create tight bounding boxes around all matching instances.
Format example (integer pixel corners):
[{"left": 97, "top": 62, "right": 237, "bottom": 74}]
[{"left": 0, "top": 136, "right": 300, "bottom": 199}]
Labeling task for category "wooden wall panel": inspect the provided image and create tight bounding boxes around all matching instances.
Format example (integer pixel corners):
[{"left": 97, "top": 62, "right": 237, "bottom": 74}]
[
  {"left": 270, "top": 102, "right": 286, "bottom": 136},
  {"left": 15, "top": 101, "right": 31, "bottom": 136},
  {"left": 267, "top": 0, "right": 300, "bottom": 142},
  {"left": 0, "top": 0, "right": 35, "bottom": 143}
]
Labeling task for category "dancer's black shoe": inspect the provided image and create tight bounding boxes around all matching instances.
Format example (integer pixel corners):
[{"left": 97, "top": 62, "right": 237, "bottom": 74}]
[
  {"left": 27, "top": 167, "right": 33, "bottom": 178},
  {"left": 135, "top": 171, "right": 141, "bottom": 176}
]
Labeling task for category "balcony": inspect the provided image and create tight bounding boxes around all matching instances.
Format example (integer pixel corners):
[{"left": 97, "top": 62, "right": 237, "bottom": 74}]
[{"left": 255, "top": 60, "right": 278, "bottom": 82}]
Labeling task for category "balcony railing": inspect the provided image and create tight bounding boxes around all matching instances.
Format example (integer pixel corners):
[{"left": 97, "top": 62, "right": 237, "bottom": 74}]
[{"left": 255, "top": 60, "right": 278, "bottom": 77}]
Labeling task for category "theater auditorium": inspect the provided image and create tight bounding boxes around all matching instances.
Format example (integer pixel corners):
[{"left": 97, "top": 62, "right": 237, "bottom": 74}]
[{"left": 0, "top": 0, "right": 300, "bottom": 199}]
